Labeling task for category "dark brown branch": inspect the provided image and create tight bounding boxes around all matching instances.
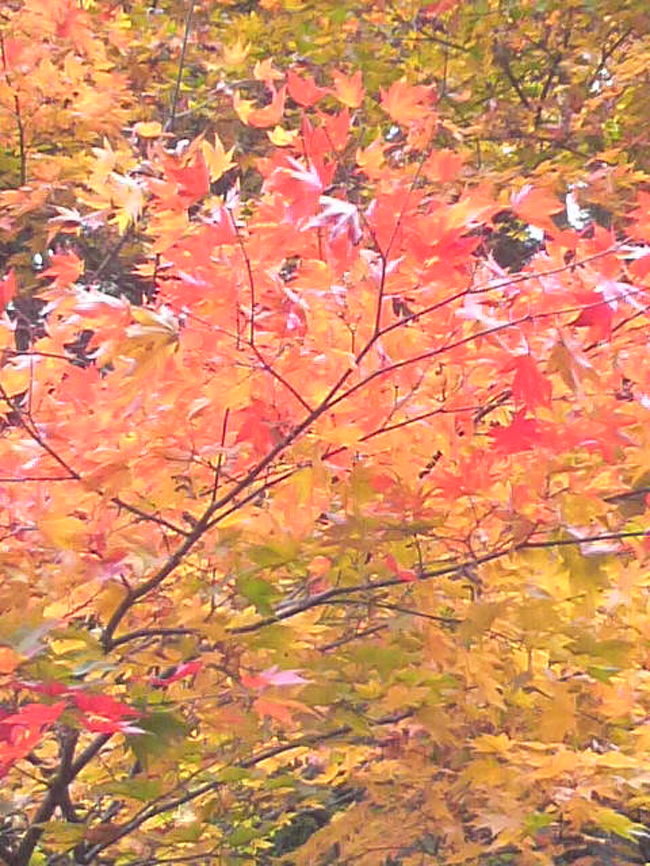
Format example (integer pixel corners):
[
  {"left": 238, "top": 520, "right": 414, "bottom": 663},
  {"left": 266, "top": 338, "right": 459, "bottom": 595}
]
[
  {"left": 209, "top": 407, "right": 230, "bottom": 505},
  {"left": 370, "top": 153, "right": 428, "bottom": 337},
  {"left": 100, "top": 243, "right": 630, "bottom": 647},
  {"left": 109, "top": 627, "right": 198, "bottom": 650},
  {"left": 229, "top": 212, "right": 257, "bottom": 347},
  {"left": 373, "top": 243, "right": 624, "bottom": 345},
  {"left": 493, "top": 42, "right": 532, "bottom": 110},
  {"left": 319, "top": 624, "right": 388, "bottom": 652},
  {"left": 229, "top": 529, "right": 649, "bottom": 635},
  {"left": 0, "top": 387, "right": 188, "bottom": 537},
  {"left": 78, "top": 711, "right": 413, "bottom": 863},
  {"left": 13, "top": 732, "right": 110, "bottom": 866},
  {"left": 164, "top": 0, "right": 196, "bottom": 133},
  {"left": 250, "top": 344, "right": 314, "bottom": 412},
  {"left": 88, "top": 229, "right": 132, "bottom": 281},
  {"left": 534, "top": 52, "right": 562, "bottom": 128}
]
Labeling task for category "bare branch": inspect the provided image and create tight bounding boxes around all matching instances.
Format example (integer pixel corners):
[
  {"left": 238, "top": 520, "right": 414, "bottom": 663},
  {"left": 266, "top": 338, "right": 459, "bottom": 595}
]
[{"left": 164, "top": 0, "right": 196, "bottom": 134}]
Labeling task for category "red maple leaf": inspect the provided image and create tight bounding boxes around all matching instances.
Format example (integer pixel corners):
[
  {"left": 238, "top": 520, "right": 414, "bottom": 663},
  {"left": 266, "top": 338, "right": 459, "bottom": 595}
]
[
  {"left": 158, "top": 150, "right": 210, "bottom": 205},
  {"left": 0, "top": 270, "right": 16, "bottom": 311},
  {"left": 320, "top": 108, "right": 351, "bottom": 152},
  {"left": 73, "top": 692, "right": 140, "bottom": 719},
  {"left": 380, "top": 79, "right": 435, "bottom": 126},
  {"left": 491, "top": 411, "right": 544, "bottom": 454},
  {"left": 573, "top": 293, "right": 613, "bottom": 341},
  {"left": 507, "top": 354, "right": 552, "bottom": 411}
]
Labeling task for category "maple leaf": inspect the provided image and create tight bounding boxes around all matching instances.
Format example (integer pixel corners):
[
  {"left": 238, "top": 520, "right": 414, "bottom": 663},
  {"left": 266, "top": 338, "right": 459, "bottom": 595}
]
[
  {"left": 253, "top": 58, "right": 284, "bottom": 84},
  {"left": 242, "top": 667, "right": 310, "bottom": 690},
  {"left": 511, "top": 184, "right": 564, "bottom": 235},
  {"left": 422, "top": 148, "right": 464, "bottom": 183},
  {"left": 308, "top": 195, "right": 362, "bottom": 244},
  {"left": 356, "top": 137, "right": 387, "bottom": 179},
  {"left": 1, "top": 702, "right": 66, "bottom": 729},
  {"left": 53, "top": 0, "right": 94, "bottom": 53},
  {"left": 234, "top": 84, "right": 287, "bottom": 128},
  {"left": 133, "top": 121, "right": 164, "bottom": 139},
  {"left": 332, "top": 69, "right": 364, "bottom": 108},
  {"left": 265, "top": 156, "right": 326, "bottom": 221},
  {"left": 72, "top": 692, "right": 140, "bottom": 719},
  {"left": 384, "top": 554, "right": 418, "bottom": 582},
  {"left": 40, "top": 250, "right": 83, "bottom": 289},
  {"left": 420, "top": 0, "right": 462, "bottom": 16},
  {"left": 222, "top": 38, "right": 251, "bottom": 68},
  {"left": 252, "top": 697, "right": 296, "bottom": 725},
  {"left": 267, "top": 126, "right": 300, "bottom": 147},
  {"left": 158, "top": 147, "right": 210, "bottom": 205},
  {"left": 199, "top": 134, "right": 237, "bottom": 183},
  {"left": 320, "top": 108, "right": 351, "bottom": 152},
  {"left": 73, "top": 692, "right": 142, "bottom": 734},
  {"left": 17, "top": 680, "right": 71, "bottom": 697},
  {"left": 507, "top": 354, "right": 552, "bottom": 411},
  {"left": 380, "top": 78, "right": 436, "bottom": 125},
  {"left": 491, "top": 411, "right": 545, "bottom": 454},
  {"left": 287, "top": 69, "right": 329, "bottom": 108},
  {"left": 572, "top": 293, "right": 613, "bottom": 341},
  {"left": 0, "top": 647, "right": 21, "bottom": 676},
  {"left": 108, "top": 174, "right": 145, "bottom": 234}
]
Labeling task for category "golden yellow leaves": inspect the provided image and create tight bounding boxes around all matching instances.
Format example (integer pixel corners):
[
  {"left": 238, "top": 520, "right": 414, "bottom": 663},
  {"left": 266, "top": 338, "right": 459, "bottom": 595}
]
[
  {"left": 82, "top": 140, "right": 143, "bottom": 235},
  {"left": 199, "top": 135, "right": 236, "bottom": 183},
  {"left": 117, "top": 306, "right": 181, "bottom": 374}
]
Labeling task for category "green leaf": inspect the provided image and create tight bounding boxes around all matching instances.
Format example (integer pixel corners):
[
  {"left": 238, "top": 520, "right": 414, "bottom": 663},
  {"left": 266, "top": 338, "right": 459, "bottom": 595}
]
[
  {"left": 127, "top": 711, "right": 188, "bottom": 768},
  {"left": 593, "top": 807, "right": 647, "bottom": 841},
  {"left": 105, "top": 778, "right": 163, "bottom": 801},
  {"left": 237, "top": 574, "right": 278, "bottom": 614}
]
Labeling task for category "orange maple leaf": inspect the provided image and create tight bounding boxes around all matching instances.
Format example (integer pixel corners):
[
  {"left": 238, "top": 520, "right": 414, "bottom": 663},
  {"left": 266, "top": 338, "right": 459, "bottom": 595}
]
[
  {"left": 507, "top": 354, "right": 552, "bottom": 411},
  {"left": 234, "top": 84, "right": 287, "bottom": 128},
  {"left": 287, "top": 69, "right": 329, "bottom": 108},
  {"left": 511, "top": 184, "right": 564, "bottom": 235},
  {"left": 40, "top": 250, "right": 84, "bottom": 289},
  {"left": 380, "top": 78, "right": 436, "bottom": 126}
]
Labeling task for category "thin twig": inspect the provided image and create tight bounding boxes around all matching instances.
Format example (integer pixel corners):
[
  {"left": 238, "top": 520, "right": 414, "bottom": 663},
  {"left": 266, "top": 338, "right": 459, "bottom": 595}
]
[
  {"left": 165, "top": 0, "right": 196, "bottom": 134},
  {"left": 229, "top": 529, "right": 648, "bottom": 634},
  {"left": 0, "top": 33, "right": 27, "bottom": 185},
  {"left": 79, "top": 711, "right": 413, "bottom": 863}
]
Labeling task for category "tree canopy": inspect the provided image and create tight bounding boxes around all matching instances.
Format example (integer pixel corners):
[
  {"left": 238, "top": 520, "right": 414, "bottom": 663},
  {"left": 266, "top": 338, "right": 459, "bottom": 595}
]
[{"left": 0, "top": 2, "right": 650, "bottom": 865}]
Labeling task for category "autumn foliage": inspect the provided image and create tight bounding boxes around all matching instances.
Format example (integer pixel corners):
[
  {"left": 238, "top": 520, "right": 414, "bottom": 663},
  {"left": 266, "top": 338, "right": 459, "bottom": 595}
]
[{"left": 1, "top": 1, "right": 650, "bottom": 865}]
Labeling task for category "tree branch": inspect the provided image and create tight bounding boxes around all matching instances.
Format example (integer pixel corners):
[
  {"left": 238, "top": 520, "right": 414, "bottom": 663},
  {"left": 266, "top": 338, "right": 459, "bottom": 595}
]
[
  {"left": 164, "top": 0, "right": 196, "bottom": 134},
  {"left": 229, "top": 529, "right": 649, "bottom": 634},
  {"left": 100, "top": 243, "right": 630, "bottom": 647},
  {"left": 78, "top": 711, "right": 413, "bottom": 863}
]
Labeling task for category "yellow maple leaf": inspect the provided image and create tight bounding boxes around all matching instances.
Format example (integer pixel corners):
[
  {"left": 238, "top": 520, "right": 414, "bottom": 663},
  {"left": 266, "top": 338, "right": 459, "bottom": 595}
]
[
  {"left": 332, "top": 69, "right": 364, "bottom": 108},
  {"left": 267, "top": 125, "right": 299, "bottom": 147},
  {"left": 118, "top": 307, "right": 180, "bottom": 372},
  {"left": 356, "top": 137, "right": 386, "bottom": 180},
  {"left": 199, "top": 134, "right": 236, "bottom": 182},
  {"left": 133, "top": 121, "right": 163, "bottom": 139},
  {"left": 222, "top": 38, "right": 251, "bottom": 69},
  {"left": 40, "top": 515, "right": 87, "bottom": 549},
  {"left": 253, "top": 58, "right": 284, "bottom": 83}
]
